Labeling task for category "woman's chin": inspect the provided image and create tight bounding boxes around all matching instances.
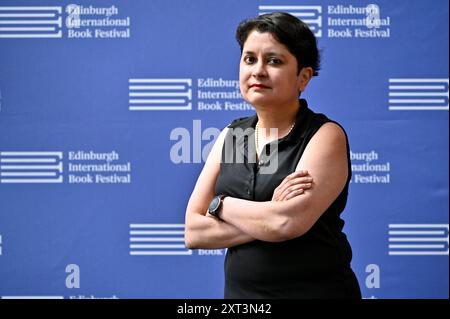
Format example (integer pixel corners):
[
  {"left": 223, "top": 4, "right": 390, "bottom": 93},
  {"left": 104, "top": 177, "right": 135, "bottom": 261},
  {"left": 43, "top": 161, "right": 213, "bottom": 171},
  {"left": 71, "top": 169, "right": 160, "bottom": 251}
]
[{"left": 245, "top": 94, "right": 276, "bottom": 107}]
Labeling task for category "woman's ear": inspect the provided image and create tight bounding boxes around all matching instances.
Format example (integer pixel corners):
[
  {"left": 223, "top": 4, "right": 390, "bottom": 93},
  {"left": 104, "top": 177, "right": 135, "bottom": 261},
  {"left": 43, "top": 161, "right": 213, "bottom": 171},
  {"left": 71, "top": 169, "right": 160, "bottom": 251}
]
[{"left": 298, "top": 67, "right": 314, "bottom": 92}]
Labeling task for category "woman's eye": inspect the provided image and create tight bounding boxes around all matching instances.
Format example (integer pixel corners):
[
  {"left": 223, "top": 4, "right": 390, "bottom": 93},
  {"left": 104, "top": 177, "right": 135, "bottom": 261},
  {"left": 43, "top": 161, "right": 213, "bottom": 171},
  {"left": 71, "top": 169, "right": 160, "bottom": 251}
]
[
  {"left": 244, "top": 56, "right": 256, "bottom": 64},
  {"left": 268, "top": 58, "right": 282, "bottom": 65}
]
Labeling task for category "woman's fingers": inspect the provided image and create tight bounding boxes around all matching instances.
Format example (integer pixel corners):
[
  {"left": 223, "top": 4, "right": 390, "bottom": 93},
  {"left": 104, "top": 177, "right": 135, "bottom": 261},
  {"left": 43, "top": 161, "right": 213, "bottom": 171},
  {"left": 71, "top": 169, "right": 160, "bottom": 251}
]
[
  {"left": 284, "top": 188, "right": 305, "bottom": 201},
  {"left": 272, "top": 170, "right": 313, "bottom": 201},
  {"left": 277, "top": 176, "right": 313, "bottom": 198},
  {"left": 278, "top": 182, "right": 312, "bottom": 201},
  {"left": 277, "top": 170, "right": 309, "bottom": 190}
]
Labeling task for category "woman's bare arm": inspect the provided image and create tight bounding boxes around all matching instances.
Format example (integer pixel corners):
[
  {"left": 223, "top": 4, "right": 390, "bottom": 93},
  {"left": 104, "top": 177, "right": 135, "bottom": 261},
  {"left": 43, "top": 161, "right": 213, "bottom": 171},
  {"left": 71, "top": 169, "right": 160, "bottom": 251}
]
[
  {"left": 184, "top": 127, "right": 255, "bottom": 249},
  {"left": 217, "top": 122, "right": 349, "bottom": 242}
]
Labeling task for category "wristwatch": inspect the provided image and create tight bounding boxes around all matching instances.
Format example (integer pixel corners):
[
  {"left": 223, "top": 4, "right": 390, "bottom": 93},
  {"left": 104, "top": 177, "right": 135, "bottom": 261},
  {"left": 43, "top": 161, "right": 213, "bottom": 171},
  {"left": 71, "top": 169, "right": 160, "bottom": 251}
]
[{"left": 208, "top": 195, "right": 227, "bottom": 219}]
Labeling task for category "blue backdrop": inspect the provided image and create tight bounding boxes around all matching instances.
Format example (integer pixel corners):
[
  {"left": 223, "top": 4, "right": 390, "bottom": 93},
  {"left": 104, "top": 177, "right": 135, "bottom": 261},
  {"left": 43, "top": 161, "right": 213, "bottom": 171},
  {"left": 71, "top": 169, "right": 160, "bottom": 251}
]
[{"left": 0, "top": 0, "right": 448, "bottom": 299}]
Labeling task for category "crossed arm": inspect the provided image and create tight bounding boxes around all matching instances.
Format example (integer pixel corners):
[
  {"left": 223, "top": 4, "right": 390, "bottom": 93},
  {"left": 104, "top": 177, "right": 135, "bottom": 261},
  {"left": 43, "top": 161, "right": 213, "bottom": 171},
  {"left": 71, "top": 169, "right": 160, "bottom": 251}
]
[{"left": 184, "top": 122, "right": 349, "bottom": 249}]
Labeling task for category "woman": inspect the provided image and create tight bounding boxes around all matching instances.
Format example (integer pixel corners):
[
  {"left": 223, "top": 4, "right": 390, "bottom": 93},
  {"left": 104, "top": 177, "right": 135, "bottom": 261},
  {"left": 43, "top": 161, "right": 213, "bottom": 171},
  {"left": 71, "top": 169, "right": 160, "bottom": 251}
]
[{"left": 185, "top": 12, "right": 361, "bottom": 299}]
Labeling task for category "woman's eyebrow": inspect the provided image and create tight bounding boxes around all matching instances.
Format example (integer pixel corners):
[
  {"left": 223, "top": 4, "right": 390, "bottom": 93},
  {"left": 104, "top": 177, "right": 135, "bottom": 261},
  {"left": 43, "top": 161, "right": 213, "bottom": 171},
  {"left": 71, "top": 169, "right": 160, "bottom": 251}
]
[
  {"left": 265, "top": 51, "right": 286, "bottom": 58},
  {"left": 243, "top": 50, "right": 286, "bottom": 58}
]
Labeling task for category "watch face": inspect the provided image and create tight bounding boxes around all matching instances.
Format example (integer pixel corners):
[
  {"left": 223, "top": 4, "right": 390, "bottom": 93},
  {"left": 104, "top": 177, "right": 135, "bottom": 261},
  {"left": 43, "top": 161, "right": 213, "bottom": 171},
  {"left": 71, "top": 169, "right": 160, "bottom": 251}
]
[{"left": 209, "top": 196, "right": 220, "bottom": 213}]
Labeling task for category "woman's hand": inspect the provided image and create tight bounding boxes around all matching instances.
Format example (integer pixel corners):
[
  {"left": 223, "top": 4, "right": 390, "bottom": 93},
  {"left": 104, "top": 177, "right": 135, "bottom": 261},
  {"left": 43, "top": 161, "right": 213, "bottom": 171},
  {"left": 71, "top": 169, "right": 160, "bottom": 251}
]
[{"left": 272, "top": 170, "right": 313, "bottom": 201}]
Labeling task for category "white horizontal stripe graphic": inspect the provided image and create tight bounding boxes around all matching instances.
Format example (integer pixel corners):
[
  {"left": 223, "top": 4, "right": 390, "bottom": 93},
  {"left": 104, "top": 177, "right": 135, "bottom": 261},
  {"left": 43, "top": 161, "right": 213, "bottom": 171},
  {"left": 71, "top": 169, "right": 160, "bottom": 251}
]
[
  {"left": 129, "top": 92, "right": 190, "bottom": 97},
  {"left": 389, "top": 85, "right": 446, "bottom": 90},
  {"left": 389, "top": 237, "right": 447, "bottom": 242},
  {"left": 129, "top": 105, "right": 192, "bottom": 111},
  {"left": 0, "top": 18, "right": 62, "bottom": 27},
  {"left": 0, "top": 6, "right": 62, "bottom": 13},
  {"left": 389, "top": 251, "right": 448, "bottom": 256},
  {"left": 0, "top": 31, "right": 62, "bottom": 38},
  {"left": 130, "top": 224, "right": 185, "bottom": 228},
  {"left": 388, "top": 224, "right": 449, "bottom": 255},
  {"left": 0, "top": 27, "right": 55, "bottom": 31},
  {"left": 289, "top": 12, "right": 315, "bottom": 17},
  {"left": 301, "top": 18, "right": 322, "bottom": 25},
  {"left": 130, "top": 230, "right": 184, "bottom": 235},
  {"left": 1, "top": 163, "right": 63, "bottom": 171},
  {"left": 259, "top": 5, "right": 322, "bottom": 12},
  {"left": 129, "top": 85, "right": 185, "bottom": 90},
  {"left": 259, "top": 11, "right": 316, "bottom": 17},
  {"left": 389, "top": 99, "right": 446, "bottom": 104},
  {"left": 389, "top": 244, "right": 445, "bottom": 249},
  {"left": 130, "top": 237, "right": 184, "bottom": 242},
  {"left": 0, "top": 151, "right": 63, "bottom": 158},
  {"left": 389, "top": 78, "right": 449, "bottom": 83},
  {"left": 129, "top": 99, "right": 186, "bottom": 104},
  {"left": 129, "top": 79, "right": 192, "bottom": 84},
  {"left": 130, "top": 244, "right": 186, "bottom": 249},
  {"left": 0, "top": 176, "right": 63, "bottom": 183},
  {"left": 389, "top": 92, "right": 448, "bottom": 97},
  {"left": 389, "top": 106, "right": 449, "bottom": 110},
  {"left": 0, "top": 13, "right": 55, "bottom": 18},
  {"left": 1, "top": 158, "right": 56, "bottom": 163},
  {"left": 1, "top": 172, "right": 57, "bottom": 177},
  {"left": 130, "top": 251, "right": 192, "bottom": 255},
  {"left": 389, "top": 224, "right": 449, "bottom": 228},
  {"left": 389, "top": 230, "right": 446, "bottom": 235}
]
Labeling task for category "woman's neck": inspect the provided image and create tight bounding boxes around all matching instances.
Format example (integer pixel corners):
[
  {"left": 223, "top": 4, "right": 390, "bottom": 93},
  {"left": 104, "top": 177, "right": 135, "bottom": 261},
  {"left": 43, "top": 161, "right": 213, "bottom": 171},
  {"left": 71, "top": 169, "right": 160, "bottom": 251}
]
[{"left": 255, "top": 101, "right": 300, "bottom": 137}]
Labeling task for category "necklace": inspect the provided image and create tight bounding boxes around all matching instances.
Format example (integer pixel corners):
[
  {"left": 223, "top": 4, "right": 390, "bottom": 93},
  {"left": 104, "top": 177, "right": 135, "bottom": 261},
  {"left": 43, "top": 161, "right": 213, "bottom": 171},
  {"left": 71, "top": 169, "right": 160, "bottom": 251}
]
[{"left": 255, "top": 121, "right": 295, "bottom": 160}]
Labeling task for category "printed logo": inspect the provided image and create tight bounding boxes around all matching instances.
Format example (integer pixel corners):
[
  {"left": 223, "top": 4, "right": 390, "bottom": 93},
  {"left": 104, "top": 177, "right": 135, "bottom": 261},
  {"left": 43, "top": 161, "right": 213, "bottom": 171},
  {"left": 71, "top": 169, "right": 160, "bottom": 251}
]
[
  {"left": 0, "top": 4, "right": 131, "bottom": 39},
  {"left": 259, "top": 3, "right": 391, "bottom": 39},
  {"left": 0, "top": 6, "right": 62, "bottom": 38},
  {"left": 67, "top": 150, "right": 131, "bottom": 184},
  {"left": 0, "top": 150, "right": 131, "bottom": 185},
  {"left": 0, "top": 151, "right": 63, "bottom": 183},
  {"left": 129, "top": 223, "right": 227, "bottom": 256},
  {"left": 350, "top": 150, "right": 390, "bottom": 184},
  {"left": 259, "top": 5, "right": 322, "bottom": 37},
  {"left": 129, "top": 223, "right": 191, "bottom": 256},
  {"left": 327, "top": 3, "right": 390, "bottom": 38},
  {"left": 197, "top": 78, "right": 251, "bottom": 111},
  {"left": 128, "top": 78, "right": 192, "bottom": 111},
  {"left": 65, "top": 4, "right": 130, "bottom": 39},
  {"left": 388, "top": 224, "right": 449, "bottom": 255},
  {"left": 129, "top": 77, "right": 253, "bottom": 112},
  {"left": 388, "top": 78, "right": 449, "bottom": 111}
]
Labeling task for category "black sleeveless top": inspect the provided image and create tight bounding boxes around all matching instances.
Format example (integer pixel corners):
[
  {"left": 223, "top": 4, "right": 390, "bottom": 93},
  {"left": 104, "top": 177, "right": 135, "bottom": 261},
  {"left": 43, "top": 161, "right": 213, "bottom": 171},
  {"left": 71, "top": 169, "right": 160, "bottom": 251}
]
[{"left": 215, "top": 99, "right": 361, "bottom": 299}]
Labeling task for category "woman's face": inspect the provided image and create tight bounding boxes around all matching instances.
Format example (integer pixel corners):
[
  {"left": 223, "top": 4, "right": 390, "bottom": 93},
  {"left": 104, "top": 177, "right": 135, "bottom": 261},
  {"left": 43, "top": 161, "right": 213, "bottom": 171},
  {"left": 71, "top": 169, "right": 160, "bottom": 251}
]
[{"left": 239, "top": 30, "right": 308, "bottom": 108}]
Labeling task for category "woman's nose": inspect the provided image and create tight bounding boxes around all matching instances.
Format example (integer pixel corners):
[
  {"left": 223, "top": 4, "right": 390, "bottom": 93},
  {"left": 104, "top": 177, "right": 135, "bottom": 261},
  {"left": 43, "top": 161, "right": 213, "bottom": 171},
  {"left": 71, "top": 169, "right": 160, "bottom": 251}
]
[{"left": 252, "top": 61, "right": 268, "bottom": 78}]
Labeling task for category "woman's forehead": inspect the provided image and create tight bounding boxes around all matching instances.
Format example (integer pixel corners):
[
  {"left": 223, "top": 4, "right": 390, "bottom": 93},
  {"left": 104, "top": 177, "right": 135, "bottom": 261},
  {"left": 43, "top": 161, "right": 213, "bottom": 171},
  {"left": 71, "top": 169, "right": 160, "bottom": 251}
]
[{"left": 243, "top": 31, "right": 289, "bottom": 53}]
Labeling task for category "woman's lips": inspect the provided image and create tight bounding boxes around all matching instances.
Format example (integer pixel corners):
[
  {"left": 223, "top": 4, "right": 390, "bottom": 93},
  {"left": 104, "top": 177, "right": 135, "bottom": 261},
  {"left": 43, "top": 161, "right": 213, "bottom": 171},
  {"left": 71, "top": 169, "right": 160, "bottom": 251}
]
[{"left": 250, "top": 84, "right": 270, "bottom": 89}]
